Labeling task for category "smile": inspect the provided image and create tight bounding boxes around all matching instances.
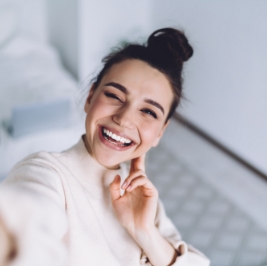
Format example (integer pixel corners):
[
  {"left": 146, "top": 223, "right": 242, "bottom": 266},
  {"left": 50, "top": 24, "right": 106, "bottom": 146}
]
[{"left": 101, "top": 127, "right": 133, "bottom": 147}]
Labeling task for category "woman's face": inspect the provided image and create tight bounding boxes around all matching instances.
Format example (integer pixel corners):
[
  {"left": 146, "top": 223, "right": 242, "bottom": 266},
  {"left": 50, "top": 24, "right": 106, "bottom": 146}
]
[{"left": 84, "top": 59, "right": 173, "bottom": 168}]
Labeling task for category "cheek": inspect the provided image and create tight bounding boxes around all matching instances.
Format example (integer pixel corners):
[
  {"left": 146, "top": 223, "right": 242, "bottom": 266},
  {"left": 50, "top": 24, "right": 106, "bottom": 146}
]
[
  {"left": 139, "top": 122, "right": 163, "bottom": 147},
  {"left": 86, "top": 99, "right": 116, "bottom": 121},
  {"left": 85, "top": 100, "right": 112, "bottom": 141}
]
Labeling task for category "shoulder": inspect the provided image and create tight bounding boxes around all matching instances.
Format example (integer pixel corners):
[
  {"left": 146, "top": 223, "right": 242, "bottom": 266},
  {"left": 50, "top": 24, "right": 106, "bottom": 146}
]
[
  {"left": 0, "top": 151, "right": 69, "bottom": 257},
  {"left": 3, "top": 137, "right": 83, "bottom": 194},
  {"left": 7, "top": 150, "right": 65, "bottom": 178},
  {"left": 3, "top": 150, "right": 69, "bottom": 203}
]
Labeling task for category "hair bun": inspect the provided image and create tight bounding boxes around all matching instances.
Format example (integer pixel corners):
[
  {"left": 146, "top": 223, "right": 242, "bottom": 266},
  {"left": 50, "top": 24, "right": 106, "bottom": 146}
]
[{"left": 147, "top": 28, "right": 193, "bottom": 62}]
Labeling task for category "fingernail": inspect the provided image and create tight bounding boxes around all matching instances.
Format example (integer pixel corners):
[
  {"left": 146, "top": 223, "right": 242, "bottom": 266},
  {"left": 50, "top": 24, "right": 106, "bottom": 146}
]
[
  {"left": 122, "top": 181, "right": 128, "bottom": 189},
  {"left": 126, "top": 185, "right": 131, "bottom": 191}
]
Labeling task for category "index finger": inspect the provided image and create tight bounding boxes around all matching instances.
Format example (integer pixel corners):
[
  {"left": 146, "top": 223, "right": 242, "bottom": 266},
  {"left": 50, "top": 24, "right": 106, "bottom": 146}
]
[{"left": 130, "top": 153, "right": 146, "bottom": 173}]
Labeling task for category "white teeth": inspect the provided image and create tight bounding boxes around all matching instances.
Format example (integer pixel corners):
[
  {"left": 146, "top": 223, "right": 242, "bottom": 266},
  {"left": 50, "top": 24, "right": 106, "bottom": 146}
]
[{"left": 103, "top": 128, "right": 132, "bottom": 144}]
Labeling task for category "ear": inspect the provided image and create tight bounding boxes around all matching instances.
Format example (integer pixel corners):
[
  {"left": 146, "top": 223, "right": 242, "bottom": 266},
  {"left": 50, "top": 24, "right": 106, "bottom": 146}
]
[
  {"left": 152, "top": 120, "right": 169, "bottom": 147},
  {"left": 84, "top": 84, "right": 96, "bottom": 113}
]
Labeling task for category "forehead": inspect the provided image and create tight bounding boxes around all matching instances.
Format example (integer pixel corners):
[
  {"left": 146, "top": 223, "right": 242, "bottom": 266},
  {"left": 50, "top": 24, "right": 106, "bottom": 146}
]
[{"left": 100, "top": 59, "right": 174, "bottom": 110}]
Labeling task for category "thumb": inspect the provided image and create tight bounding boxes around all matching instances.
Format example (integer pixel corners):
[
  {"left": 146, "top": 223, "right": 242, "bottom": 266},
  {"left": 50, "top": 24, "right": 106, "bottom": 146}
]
[
  {"left": 131, "top": 153, "right": 146, "bottom": 173},
  {"left": 109, "top": 175, "right": 121, "bottom": 202}
]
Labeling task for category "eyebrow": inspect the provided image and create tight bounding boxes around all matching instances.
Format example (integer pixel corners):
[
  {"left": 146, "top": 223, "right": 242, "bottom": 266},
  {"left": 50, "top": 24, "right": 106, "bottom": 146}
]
[
  {"left": 105, "top": 82, "right": 129, "bottom": 94},
  {"left": 144, "top": 99, "right": 165, "bottom": 114},
  {"left": 104, "top": 82, "right": 165, "bottom": 114}
]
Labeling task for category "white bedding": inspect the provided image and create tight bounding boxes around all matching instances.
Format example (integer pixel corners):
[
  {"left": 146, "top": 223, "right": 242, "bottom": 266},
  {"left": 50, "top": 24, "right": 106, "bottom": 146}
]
[
  {"left": 0, "top": 36, "right": 86, "bottom": 179},
  {"left": 0, "top": 36, "right": 79, "bottom": 121}
]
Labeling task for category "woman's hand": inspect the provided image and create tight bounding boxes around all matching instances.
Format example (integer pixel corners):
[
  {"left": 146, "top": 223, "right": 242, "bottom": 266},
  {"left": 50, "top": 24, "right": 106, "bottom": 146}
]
[
  {"left": 109, "top": 154, "right": 158, "bottom": 237},
  {"left": 109, "top": 155, "right": 178, "bottom": 266}
]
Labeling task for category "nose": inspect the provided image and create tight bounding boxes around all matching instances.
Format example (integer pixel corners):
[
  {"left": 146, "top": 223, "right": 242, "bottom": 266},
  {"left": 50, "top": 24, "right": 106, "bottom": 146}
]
[{"left": 112, "top": 105, "right": 136, "bottom": 130}]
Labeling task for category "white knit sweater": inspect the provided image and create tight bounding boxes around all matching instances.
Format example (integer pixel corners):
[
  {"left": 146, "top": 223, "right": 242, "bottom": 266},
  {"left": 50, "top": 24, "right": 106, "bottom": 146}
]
[{"left": 0, "top": 137, "right": 210, "bottom": 266}]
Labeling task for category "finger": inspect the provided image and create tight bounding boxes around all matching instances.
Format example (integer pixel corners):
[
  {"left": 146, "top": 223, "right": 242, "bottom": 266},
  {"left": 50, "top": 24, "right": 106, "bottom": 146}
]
[
  {"left": 130, "top": 153, "right": 146, "bottom": 173},
  {"left": 121, "top": 170, "right": 145, "bottom": 190},
  {"left": 126, "top": 176, "right": 157, "bottom": 196},
  {"left": 109, "top": 175, "right": 121, "bottom": 202}
]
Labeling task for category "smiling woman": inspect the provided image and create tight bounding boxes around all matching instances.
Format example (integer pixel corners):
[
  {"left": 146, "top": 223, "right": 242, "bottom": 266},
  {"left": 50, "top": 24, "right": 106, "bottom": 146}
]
[
  {"left": 0, "top": 28, "right": 210, "bottom": 266},
  {"left": 83, "top": 60, "right": 173, "bottom": 168}
]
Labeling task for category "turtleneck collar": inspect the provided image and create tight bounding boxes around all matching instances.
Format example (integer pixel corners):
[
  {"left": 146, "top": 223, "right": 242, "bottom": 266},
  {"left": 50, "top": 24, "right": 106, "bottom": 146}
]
[{"left": 64, "top": 136, "right": 128, "bottom": 197}]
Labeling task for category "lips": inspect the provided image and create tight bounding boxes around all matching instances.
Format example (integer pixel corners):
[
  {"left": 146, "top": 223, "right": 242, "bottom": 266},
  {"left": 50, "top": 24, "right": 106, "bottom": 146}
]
[{"left": 98, "top": 126, "right": 136, "bottom": 151}]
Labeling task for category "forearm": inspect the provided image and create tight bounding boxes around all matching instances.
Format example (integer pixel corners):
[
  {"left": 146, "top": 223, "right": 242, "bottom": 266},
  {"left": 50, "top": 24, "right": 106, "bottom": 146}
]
[
  {"left": 0, "top": 216, "right": 15, "bottom": 265},
  {"left": 133, "top": 226, "right": 177, "bottom": 266}
]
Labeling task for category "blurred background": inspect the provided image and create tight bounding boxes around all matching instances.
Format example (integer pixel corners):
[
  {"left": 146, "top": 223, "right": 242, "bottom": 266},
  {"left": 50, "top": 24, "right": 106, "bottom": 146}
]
[{"left": 0, "top": 0, "right": 267, "bottom": 265}]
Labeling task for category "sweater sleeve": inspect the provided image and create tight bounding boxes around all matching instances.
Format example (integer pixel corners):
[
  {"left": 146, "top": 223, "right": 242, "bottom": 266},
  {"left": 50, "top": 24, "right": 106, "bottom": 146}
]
[
  {"left": 140, "top": 199, "right": 210, "bottom": 266},
  {"left": 0, "top": 152, "right": 68, "bottom": 266}
]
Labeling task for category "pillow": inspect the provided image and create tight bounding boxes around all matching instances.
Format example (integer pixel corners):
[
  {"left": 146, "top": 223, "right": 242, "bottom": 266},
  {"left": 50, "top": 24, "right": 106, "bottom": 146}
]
[
  {"left": 0, "top": 36, "right": 78, "bottom": 124},
  {"left": 0, "top": 35, "right": 82, "bottom": 177}
]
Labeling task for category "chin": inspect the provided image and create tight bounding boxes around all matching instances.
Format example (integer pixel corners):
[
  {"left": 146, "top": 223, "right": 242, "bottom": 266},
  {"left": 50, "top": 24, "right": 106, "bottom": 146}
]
[{"left": 94, "top": 153, "right": 123, "bottom": 169}]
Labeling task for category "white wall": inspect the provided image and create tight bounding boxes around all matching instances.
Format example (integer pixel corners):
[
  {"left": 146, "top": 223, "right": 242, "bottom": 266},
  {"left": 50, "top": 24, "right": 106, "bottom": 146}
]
[
  {"left": 46, "top": 0, "right": 152, "bottom": 80},
  {"left": 19, "top": 0, "right": 48, "bottom": 42},
  {"left": 150, "top": 0, "right": 267, "bottom": 175},
  {"left": 0, "top": 0, "right": 48, "bottom": 42},
  {"left": 78, "top": 0, "right": 152, "bottom": 81},
  {"left": 46, "top": 0, "right": 78, "bottom": 78}
]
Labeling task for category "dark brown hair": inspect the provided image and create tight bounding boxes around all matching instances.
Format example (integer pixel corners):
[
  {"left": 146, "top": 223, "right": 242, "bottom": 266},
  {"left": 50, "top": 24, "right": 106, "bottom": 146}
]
[{"left": 91, "top": 28, "right": 193, "bottom": 121}]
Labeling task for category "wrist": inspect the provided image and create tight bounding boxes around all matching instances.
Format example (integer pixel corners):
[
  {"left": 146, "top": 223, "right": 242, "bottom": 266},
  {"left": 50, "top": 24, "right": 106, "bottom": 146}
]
[
  {"left": 132, "top": 225, "right": 160, "bottom": 250},
  {"left": 129, "top": 224, "right": 157, "bottom": 244},
  {"left": 132, "top": 226, "right": 177, "bottom": 266}
]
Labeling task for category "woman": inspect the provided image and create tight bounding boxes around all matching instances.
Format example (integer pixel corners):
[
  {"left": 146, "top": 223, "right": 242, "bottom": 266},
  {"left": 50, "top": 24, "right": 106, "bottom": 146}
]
[{"left": 0, "top": 28, "right": 210, "bottom": 266}]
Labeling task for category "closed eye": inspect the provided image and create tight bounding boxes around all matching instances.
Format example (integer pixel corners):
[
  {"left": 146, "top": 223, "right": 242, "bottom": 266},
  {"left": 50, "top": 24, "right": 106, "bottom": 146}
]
[
  {"left": 104, "top": 92, "right": 123, "bottom": 103},
  {"left": 141, "top": 109, "right": 157, "bottom": 119}
]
